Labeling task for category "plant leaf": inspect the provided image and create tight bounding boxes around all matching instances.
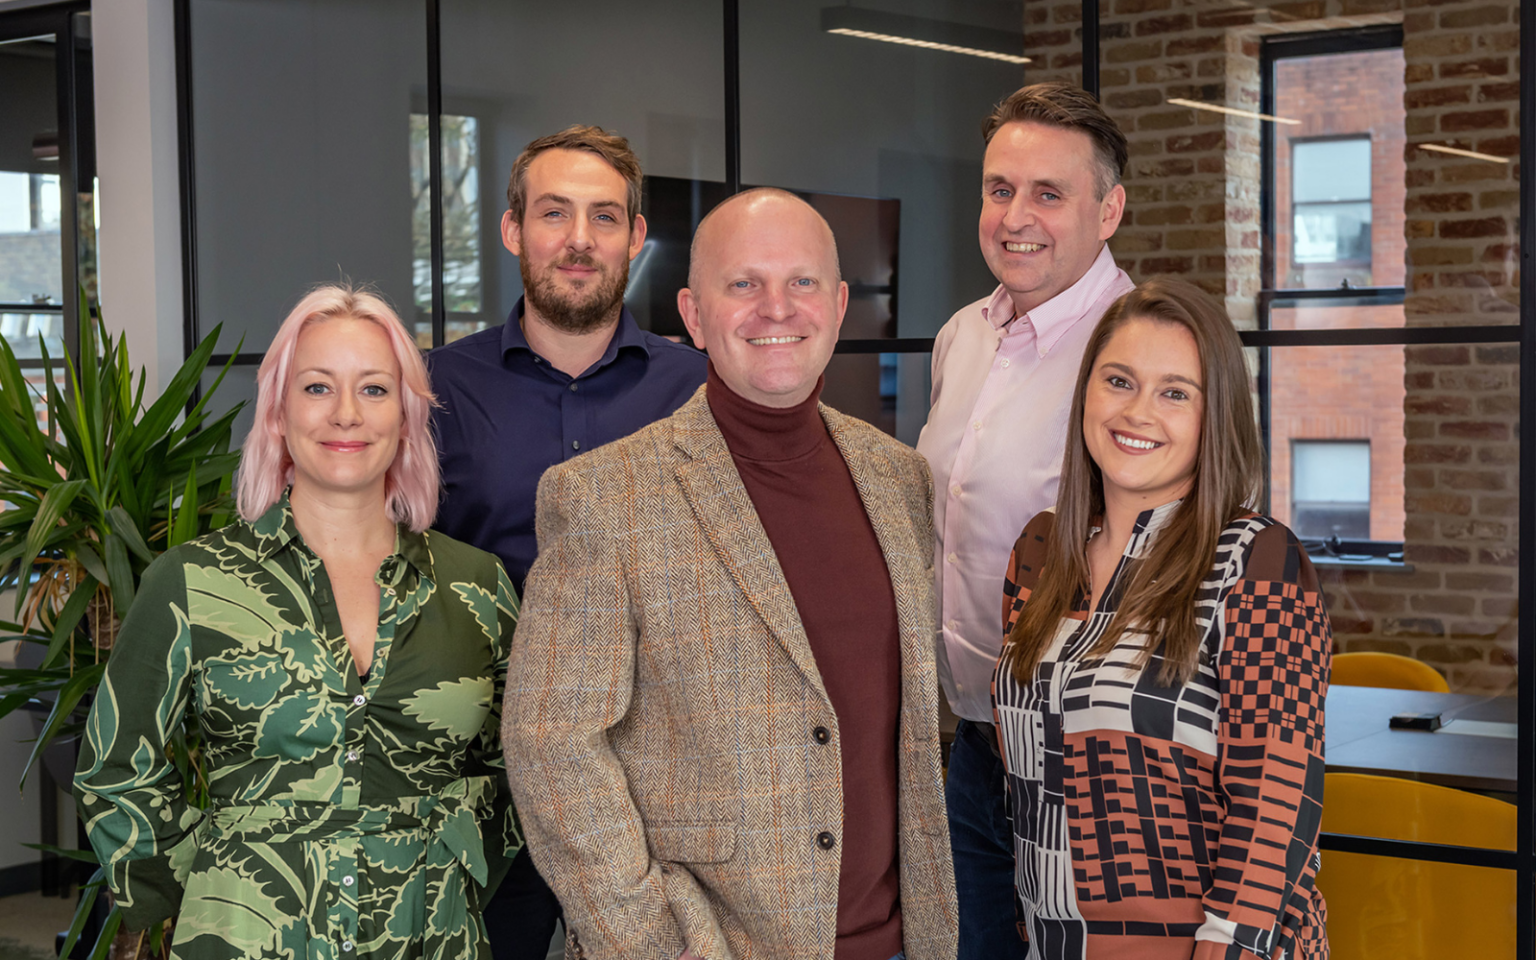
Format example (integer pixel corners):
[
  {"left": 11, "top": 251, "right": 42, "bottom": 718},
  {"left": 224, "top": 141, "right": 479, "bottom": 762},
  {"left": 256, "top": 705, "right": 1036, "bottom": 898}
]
[
  {"left": 13, "top": 478, "right": 88, "bottom": 615},
  {"left": 20, "top": 661, "right": 105, "bottom": 790},
  {"left": 170, "top": 462, "right": 200, "bottom": 547},
  {"left": 74, "top": 543, "right": 109, "bottom": 587},
  {"left": 43, "top": 576, "right": 96, "bottom": 668},
  {"left": 103, "top": 534, "right": 135, "bottom": 612},
  {"left": 86, "top": 901, "right": 121, "bottom": 960},
  {"left": 20, "top": 843, "right": 100, "bottom": 863},
  {"left": 106, "top": 505, "right": 153, "bottom": 562},
  {"left": 57, "top": 866, "right": 106, "bottom": 960}
]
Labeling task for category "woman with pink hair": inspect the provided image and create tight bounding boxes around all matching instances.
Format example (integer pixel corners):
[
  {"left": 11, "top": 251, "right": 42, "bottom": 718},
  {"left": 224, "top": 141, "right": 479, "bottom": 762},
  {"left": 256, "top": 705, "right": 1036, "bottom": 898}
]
[{"left": 75, "top": 284, "right": 521, "bottom": 959}]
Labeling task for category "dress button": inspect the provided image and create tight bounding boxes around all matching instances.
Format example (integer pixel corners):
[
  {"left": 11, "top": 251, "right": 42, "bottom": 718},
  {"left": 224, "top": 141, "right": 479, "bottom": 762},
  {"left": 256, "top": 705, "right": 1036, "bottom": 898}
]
[
  {"left": 572, "top": 440, "right": 581, "bottom": 451},
  {"left": 342, "top": 875, "right": 354, "bottom": 887},
  {"left": 816, "top": 831, "right": 836, "bottom": 850},
  {"left": 946, "top": 552, "right": 957, "bottom": 564},
  {"left": 972, "top": 420, "right": 982, "bottom": 431},
  {"left": 569, "top": 382, "right": 578, "bottom": 392},
  {"left": 949, "top": 483, "right": 961, "bottom": 497},
  {"left": 813, "top": 726, "right": 831, "bottom": 745},
  {"left": 352, "top": 694, "right": 366, "bottom": 706},
  {"left": 342, "top": 941, "right": 354, "bottom": 953},
  {"left": 1001, "top": 357, "right": 1011, "bottom": 368},
  {"left": 346, "top": 750, "right": 359, "bottom": 762}
]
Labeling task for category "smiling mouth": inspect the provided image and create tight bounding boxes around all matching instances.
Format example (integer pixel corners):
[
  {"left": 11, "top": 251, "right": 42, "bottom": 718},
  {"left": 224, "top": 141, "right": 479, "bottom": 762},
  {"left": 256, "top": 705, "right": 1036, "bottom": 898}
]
[
  {"left": 748, "top": 336, "right": 804, "bottom": 345},
  {"left": 1004, "top": 242, "right": 1045, "bottom": 253},
  {"left": 1112, "top": 431, "right": 1162, "bottom": 451},
  {"left": 322, "top": 442, "right": 369, "bottom": 451}
]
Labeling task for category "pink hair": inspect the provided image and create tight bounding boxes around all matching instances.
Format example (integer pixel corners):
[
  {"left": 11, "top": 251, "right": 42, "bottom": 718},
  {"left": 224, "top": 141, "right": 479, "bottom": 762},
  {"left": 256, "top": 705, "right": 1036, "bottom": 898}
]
[{"left": 236, "top": 284, "right": 441, "bottom": 532}]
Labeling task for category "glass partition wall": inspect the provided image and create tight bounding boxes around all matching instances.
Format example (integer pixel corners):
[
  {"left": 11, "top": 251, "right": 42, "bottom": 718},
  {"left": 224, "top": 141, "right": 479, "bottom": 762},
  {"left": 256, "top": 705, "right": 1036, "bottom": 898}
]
[{"left": 177, "top": 0, "right": 1532, "bottom": 953}]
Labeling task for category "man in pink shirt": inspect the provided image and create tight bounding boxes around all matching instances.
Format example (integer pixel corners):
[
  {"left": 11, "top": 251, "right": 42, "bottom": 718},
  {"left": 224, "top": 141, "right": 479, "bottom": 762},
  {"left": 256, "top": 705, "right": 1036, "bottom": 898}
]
[{"left": 915, "top": 83, "right": 1134, "bottom": 959}]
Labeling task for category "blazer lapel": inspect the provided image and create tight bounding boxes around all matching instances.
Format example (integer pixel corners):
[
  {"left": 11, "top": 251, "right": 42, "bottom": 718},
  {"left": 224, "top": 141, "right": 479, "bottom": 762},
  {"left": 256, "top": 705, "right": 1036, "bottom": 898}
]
[
  {"left": 823, "top": 407, "right": 932, "bottom": 691},
  {"left": 671, "top": 392, "right": 831, "bottom": 704}
]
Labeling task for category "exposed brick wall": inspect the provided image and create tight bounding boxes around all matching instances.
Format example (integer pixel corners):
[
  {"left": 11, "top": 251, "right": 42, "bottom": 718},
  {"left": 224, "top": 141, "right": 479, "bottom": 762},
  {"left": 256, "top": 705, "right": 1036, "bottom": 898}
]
[{"left": 1017, "top": 0, "right": 1520, "bottom": 692}]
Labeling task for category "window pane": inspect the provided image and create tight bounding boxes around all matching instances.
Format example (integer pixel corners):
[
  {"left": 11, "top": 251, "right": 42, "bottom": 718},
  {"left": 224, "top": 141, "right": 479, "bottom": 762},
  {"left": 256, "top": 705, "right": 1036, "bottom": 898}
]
[
  {"left": 1294, "top": 440, "right": 1370, "bottom": 502},
  {"left": 1275, "top": 51, "right": 1402, "bottom": 290},
  {"left": 190, "top": 0, "right": 428, "bottom": 350},
  {"left": 0, "top": 35, "right": 63, "bottom": 314},
  {"left": 741, "top": 0, "right": 1023, "bottom": 340},
  {"left": 1292, "top": 137, "right": 1371, "bottom": 203},
  {"left": 439, "top": 0, "right": 724, "bottom": 342},
  {"left": 821, "top": 351, "right": 931, "bottom": 445},
  {"left": 1293, "top": 200, "right": 1372, "bottom": 267}
]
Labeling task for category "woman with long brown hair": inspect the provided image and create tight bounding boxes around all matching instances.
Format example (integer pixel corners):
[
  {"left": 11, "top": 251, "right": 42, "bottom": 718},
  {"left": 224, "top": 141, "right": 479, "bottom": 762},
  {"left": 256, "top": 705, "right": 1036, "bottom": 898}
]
[{"left": 990, "top": 278, "right": 1329, "bottom": 959}]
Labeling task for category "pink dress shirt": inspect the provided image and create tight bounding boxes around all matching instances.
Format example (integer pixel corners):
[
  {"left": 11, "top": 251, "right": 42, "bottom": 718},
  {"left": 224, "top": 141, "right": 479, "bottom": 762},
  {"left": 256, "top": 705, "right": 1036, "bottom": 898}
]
[{"left": 915, "top": 245, "right": 1134, "bottom": 722}]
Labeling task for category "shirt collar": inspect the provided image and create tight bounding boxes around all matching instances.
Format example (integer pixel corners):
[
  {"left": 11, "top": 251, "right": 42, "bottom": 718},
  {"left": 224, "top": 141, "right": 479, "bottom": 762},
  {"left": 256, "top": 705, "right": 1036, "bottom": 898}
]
[
  {"left": 247, "top": 490, "right": 435, "bottom": 583},
  {"left": 500, "top": 296, "right": 652, "bottom": 373},
  {"left": 1086, "top": 498, "right": 1185, "bottom": 561},
  {"left": 980, "top": 244, "right": 1123, "bottom": 358}
]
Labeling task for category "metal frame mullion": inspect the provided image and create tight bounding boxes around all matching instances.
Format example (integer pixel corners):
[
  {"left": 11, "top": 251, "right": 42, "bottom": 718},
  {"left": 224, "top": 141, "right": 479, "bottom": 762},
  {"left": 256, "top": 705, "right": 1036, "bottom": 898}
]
[
  {"left": 426, "top": 0, "right": 445, "bottom": 349},
  {"left": 1081, "top": 0, "right": 1099, "bottom": 99},
  {"left": 1516, "top": 0, "right": 1535, "bottom": 950},
  {"left": 52, "top": 8, "right": 80, "bottom": 360},
  {"left": 723, "top": 0, "right": 741, "bottom": 195}
]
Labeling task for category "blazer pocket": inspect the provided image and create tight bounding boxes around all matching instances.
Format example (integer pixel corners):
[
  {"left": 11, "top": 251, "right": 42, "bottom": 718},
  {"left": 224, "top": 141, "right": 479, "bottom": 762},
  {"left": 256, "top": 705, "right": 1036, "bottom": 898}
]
[{"left": 648, "top": 819, "right": 738, "bottom": 864}]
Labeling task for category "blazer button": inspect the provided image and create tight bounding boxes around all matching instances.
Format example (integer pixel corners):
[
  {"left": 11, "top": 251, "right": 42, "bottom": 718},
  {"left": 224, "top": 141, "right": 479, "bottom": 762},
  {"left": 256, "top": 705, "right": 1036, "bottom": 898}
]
[
  {"left": 813, "top": 726, "right": 831, "bottom": 745},
  {"left": 816, "top": 831, "right": 836, "bottom": 850}
]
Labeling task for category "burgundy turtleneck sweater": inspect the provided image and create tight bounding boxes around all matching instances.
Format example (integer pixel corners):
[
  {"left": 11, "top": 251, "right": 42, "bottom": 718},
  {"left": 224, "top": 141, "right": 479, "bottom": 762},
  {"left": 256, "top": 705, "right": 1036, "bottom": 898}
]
[{"left": 706, "top": 363, "right": 903, "bottom": 960}]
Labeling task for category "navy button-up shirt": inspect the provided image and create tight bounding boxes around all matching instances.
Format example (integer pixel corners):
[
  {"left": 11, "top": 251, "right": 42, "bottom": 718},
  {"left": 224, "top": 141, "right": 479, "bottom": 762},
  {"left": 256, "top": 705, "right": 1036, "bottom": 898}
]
[{"left": 428, "top": 299, "right": 707, "bottom": 593}]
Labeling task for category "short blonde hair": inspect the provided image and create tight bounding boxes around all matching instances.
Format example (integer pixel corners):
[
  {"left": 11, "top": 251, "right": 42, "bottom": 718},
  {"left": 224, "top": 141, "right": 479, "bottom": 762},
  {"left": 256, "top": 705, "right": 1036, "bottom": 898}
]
[{"left": 236, "top": 284, "right": 440, "bottom": 532}]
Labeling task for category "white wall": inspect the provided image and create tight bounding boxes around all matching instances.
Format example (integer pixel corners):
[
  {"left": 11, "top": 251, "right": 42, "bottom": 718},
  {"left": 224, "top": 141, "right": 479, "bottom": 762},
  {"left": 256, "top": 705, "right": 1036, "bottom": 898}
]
[{"left": 92, "top": 0, "right": 185, "bottom": 394}]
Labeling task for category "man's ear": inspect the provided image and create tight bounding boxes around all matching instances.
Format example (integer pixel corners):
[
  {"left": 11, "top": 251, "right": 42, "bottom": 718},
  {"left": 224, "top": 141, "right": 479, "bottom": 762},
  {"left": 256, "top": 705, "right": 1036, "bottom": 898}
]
[
  {"left": 628, "top": 213, "right": 649, "bottom": 260},
  {"left": 677, "top": 286, "right": 707, "bottom": 351},
  {"left": 501, "top": 209, "right": 523, "bottom": 257},
  {"left": 1098, "top": 182, "right": 1127, "bottom": 242}
]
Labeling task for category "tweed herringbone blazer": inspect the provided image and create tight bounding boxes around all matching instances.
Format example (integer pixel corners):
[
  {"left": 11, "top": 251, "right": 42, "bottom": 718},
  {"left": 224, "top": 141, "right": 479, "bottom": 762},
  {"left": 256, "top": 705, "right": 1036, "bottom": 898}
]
[{"left": 504, "top": 387, "right": 957, "bottom": 960}]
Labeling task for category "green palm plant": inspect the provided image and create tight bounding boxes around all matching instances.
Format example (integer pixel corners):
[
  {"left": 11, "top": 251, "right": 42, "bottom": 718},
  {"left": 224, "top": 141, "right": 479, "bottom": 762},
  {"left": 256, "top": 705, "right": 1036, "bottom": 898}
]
[{"left": 0, "top": 294, "right": 244, "bottom": 959}]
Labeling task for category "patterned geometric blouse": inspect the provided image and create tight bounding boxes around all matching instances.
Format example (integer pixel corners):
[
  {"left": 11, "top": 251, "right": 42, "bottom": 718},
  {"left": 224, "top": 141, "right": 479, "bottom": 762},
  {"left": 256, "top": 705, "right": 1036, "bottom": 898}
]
[
  {"left": 992, "top": 503, "right": 1330, "bottom": 960},
  {"left": 74, "top": 497, "right": 521, "bottom": 960}
]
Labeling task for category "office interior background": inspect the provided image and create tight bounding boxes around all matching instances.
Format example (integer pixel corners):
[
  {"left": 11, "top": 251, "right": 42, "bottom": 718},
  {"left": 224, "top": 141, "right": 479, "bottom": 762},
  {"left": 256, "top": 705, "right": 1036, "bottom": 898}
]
[{"left": 0, "top": 0, "right": 1530, "bottom": 956}]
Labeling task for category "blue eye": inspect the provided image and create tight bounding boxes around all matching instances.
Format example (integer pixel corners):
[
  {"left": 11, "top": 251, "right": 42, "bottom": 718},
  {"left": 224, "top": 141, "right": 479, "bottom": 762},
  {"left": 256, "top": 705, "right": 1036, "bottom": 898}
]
[
  {"left": 794, "top": 278, "right": 814, "bottom": 287},
  {"left": 1040, "top": 192, "right": 1061, "bottom": 202},
  {"left": 363, "top": 384, "right": 388, "bottom": 397},
  {"left": 303, "top": 383, "right": 328, "bottom": 395}
]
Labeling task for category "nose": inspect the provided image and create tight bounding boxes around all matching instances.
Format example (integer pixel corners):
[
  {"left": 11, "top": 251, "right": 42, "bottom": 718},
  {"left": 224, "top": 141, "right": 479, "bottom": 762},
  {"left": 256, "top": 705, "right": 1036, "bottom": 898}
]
[
  {"left": 1124, "top": 386, "right": 1156, "bottom": 424},
  {"left": 566, "top": 215, "right": 595, "bottom": 252},
  {"left": 331, "top": 388, "right": 363, "bottom": 427},
  {"left": 1002, "top": 194, "right": 1035, "bottom": 233},
  {"left": 759, "top": 283, "right": 795, "bottom": 322}
]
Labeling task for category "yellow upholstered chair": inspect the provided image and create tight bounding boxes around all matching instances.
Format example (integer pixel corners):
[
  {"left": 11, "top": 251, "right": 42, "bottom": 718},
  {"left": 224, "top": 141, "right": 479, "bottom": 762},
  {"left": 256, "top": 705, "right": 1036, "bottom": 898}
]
[
  {"left": 1331, "top": 651, "right": 1450, "bottom": 692},
  {"left": 1317, "top": 773, "right": 1515, "bottom": 959}
]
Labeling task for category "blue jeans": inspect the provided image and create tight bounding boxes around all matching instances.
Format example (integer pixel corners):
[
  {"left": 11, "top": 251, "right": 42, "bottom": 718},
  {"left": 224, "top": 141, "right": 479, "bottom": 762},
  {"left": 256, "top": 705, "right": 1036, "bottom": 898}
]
[{"left": 946, "top": 719, "right": 1030, "bottom": 960}]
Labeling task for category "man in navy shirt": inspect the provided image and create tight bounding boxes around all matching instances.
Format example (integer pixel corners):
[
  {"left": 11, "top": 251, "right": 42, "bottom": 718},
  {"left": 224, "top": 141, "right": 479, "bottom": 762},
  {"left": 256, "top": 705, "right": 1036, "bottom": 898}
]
[{"left": 429, "top": 125, "right": 706, "bottom": 958}]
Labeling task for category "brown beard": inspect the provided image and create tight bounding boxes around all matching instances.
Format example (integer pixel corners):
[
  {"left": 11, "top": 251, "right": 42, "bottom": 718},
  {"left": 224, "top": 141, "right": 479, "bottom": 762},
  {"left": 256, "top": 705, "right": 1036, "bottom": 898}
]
[{"left": 521, "top": 252, "right": 630, "bottom": 335}]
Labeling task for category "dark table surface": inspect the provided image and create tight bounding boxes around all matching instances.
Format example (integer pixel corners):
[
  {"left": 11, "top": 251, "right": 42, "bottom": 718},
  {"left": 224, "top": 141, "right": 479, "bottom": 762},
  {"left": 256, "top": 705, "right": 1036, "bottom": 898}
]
[{"left": 1325, "top": 685, "right": 1517, "bottom": 794}]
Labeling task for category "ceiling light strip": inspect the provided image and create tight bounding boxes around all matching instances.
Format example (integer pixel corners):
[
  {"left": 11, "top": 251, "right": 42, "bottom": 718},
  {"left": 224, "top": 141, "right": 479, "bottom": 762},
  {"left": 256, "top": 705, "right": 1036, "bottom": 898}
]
[
  {"left": 1166, "top": 97, "right": 1300, "bottom": 125},
  {"left": 1417, "top": 143, "right": 1511, "bottom": 164},
  {"left": 827, "top": 27, "right": 1030, "bottom": 64}
]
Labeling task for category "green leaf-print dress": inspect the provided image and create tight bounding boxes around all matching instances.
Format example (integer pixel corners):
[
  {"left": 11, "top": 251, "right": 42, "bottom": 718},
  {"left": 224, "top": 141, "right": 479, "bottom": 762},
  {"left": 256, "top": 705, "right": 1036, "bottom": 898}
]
[{"left": 75, "top": 498, "right": 522, "bottom": 960}]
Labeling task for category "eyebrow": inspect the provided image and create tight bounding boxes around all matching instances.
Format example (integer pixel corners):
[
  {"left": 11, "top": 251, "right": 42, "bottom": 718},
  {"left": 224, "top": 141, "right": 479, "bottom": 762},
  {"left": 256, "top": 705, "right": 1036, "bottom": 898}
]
[
  {"left": 1100, "top": 361, "right": 1202, "bottom": 390},
  {"left": 531, "top": 192, "right": 623, "bottom": 210},
  {"left": 297, "top": 367, "right": 396, "bottom": 378}
]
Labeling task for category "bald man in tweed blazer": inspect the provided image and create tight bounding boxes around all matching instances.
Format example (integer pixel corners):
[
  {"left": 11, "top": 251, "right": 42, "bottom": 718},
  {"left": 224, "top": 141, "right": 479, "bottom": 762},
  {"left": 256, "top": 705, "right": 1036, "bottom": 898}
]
[{"left": 503, "top": 191, "right": 957, "bottom": 960}]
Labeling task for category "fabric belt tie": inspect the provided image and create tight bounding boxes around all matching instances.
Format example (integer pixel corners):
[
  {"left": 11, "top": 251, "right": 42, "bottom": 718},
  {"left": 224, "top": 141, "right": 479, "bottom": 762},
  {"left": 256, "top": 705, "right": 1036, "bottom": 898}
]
[{"left": 194, "top": 775, "right": 496, "bottom": 947}]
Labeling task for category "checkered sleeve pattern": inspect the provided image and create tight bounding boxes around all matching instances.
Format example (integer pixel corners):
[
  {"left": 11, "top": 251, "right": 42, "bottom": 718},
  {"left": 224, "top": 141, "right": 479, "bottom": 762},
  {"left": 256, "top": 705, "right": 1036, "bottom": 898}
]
[{"left": 1196, "top": 524, "right": 1331, "bottom": 960}]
